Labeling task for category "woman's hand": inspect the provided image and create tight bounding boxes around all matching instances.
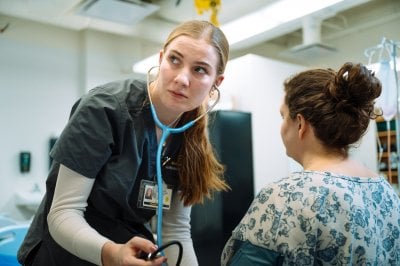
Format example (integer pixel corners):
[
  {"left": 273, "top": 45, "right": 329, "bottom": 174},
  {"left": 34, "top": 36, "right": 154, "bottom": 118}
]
[{"left": 102, "top": 236, "right": 167, "bottom": 266}]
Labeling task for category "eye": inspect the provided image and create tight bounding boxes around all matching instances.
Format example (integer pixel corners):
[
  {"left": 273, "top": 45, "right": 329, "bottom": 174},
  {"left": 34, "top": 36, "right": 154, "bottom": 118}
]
[
  {"left": 194, "top": 66, "right": 208, "bottom": 74},
  {"left": 169, "top": 55, "right": 180, "bottom": 65}
]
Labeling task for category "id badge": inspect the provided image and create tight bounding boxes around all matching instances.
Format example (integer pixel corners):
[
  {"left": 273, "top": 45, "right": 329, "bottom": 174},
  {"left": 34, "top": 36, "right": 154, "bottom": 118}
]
[{"left": 138, "top": 179, "right": 173, "bottom": 210}]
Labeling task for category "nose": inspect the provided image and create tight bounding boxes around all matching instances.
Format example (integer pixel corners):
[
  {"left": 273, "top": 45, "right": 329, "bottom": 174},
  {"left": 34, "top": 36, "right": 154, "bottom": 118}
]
[{"left": 174, "top": 68, "right": 190, "bottom": 88}]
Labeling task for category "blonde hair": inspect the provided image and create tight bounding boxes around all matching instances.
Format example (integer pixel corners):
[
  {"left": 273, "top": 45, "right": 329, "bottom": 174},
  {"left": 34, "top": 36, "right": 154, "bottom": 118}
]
[{"left": 163, "top": 20, "right": 230, "bottom": 205}]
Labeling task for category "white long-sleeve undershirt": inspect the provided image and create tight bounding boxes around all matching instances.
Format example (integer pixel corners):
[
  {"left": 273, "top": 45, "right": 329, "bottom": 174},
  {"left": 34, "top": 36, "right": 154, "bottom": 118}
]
[
  {"left": 162, "top": 192, "right": 198, "bottom": 265},
  {"left": 47, "top": 164, "right": 198, "bottom": 265},
  {"left": 47, "top": 164, "right": 108, "bottom": 265}
]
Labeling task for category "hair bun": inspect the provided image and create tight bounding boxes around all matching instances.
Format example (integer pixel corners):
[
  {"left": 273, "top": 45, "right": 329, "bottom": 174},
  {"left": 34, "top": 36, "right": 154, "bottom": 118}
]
[{"left": 334, "top": 62, "right": 381, "bottom": 108}]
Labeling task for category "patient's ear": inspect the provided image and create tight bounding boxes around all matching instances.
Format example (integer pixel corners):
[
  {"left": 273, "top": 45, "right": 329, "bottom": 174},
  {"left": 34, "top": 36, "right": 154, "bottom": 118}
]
[{"left": 296, "top": 114, "right": 307, "bottom": 139}]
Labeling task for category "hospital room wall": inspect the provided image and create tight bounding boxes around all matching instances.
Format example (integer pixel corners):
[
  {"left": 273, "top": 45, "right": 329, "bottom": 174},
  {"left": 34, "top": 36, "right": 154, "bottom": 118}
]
[{"left": 0, "top": 16, "right": 156, "bottom": 220}]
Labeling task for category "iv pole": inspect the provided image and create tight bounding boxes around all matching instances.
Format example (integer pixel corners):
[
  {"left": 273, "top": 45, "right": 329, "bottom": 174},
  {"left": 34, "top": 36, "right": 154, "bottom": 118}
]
[
  {"left": 392, "top": 40, "right": 400, "bottom": 175},
  {"left": 365, "top": 38, "right": 400, "bottom": 181}
]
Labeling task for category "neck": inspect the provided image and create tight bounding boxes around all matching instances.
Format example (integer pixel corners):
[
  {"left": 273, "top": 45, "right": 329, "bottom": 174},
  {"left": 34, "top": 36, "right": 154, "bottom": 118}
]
[
  {"left": 303, "top": 156, "right": 378, "bottom": 178},
  {"left": 149, "top": 81, "right": 182, "bottom": 127},
  {"left": 152, "top": 104, "right": 182, "bottom": 128},
  {"left": 303, "top": 156, "right": 347, "bottom": 172},
  {"left": 155, "top": 116, "right": 181, "bottom": 143},
  {"left": 301, "top": 149, "right": 347, "bottom": 172}
]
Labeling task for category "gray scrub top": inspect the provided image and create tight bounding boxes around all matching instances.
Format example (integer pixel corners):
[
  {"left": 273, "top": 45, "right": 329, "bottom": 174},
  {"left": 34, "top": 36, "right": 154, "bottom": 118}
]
[{"left": 18, "top": 79, "right": 183, "bottom": 265}]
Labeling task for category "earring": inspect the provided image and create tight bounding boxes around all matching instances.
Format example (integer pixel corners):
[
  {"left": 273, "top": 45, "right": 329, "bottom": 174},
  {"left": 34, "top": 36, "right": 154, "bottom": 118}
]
[
  {"left": 209, "top": 85, "right": 217, "bottom": 98},
  {"left": 206, "top": 85, "right": 221, "bottom": 111}
]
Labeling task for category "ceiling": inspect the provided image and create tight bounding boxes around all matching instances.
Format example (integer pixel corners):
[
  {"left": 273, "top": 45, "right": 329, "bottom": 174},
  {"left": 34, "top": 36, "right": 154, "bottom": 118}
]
[
  {"left": 0, "top": 0, "right": 279, "bottom": 44},
  {"left": 0, "top": 0, "right": 399, "bottom": 65}
]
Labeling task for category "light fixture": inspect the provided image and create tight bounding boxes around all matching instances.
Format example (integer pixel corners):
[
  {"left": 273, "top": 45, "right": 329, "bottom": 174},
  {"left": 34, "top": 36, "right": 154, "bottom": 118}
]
[
  {"left": 281, "top": 16, "right": 337, "bottom": 59},
  {"left": 221, "top": 0, "right": 344, "bottom": 46},
  {"left": 77, "top": 0, "right": 160, "bottom": 26}
]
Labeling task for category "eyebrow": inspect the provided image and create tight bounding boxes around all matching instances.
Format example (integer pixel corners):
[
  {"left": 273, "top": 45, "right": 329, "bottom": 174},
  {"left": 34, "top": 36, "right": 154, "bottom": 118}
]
[{"left": 169, "top": 49, "right": 213, "bottom": 69}]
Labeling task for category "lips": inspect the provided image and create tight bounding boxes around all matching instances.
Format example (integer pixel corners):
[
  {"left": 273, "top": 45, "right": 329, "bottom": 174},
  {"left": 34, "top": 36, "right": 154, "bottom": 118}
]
[{"left": 169, "top": 90, "right": 187, "bottom": 99}]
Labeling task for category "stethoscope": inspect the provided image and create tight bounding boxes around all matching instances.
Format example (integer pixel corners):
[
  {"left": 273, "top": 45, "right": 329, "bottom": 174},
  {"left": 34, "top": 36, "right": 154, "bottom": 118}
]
[{"left": 146, "top": 66, "right": 220, "bottom": 248}]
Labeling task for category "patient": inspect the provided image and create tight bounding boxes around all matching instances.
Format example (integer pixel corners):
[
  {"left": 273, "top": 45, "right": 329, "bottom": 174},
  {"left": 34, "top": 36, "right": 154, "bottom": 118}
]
[{"left": 221, "top": 62, "right": 400, "bottom": 265}]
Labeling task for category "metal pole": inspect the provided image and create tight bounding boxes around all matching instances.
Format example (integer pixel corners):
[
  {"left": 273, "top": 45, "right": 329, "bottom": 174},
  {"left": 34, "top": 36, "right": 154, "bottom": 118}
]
[{"left": 392, "top": 40, "right": 400, "bottom": 178}]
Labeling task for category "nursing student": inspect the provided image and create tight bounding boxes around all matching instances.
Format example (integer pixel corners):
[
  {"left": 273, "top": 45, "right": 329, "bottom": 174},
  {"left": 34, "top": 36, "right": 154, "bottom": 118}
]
[
  {"left": 222, "top": 62, "right": 400, "bottom": 265},
  {"left": 18, "top": 20, "right": 230, "bottom": 266}
]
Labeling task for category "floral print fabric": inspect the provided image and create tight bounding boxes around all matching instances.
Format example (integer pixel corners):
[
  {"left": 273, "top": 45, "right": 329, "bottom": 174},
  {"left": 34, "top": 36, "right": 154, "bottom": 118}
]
[{"left": 221, "top": 171, "right": 400, "bottom": 265}]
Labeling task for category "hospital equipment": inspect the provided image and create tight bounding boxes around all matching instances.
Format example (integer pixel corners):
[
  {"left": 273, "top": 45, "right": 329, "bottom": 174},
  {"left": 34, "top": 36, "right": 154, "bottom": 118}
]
[{"left": 0, "top": 224, "right": 29, "bottom": 266}]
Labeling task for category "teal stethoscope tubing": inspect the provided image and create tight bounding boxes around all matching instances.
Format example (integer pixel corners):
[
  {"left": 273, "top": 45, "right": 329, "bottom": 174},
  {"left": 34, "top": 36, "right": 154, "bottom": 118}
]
[
  {"left": 150, "top": 103, "right": 194, "bottom": 248},
  {"left": 147, "top": 66, "right": 220, "bottom": 248}
]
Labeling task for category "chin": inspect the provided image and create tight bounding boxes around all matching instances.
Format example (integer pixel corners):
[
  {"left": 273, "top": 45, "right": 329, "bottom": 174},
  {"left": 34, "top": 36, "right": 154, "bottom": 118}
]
[{"left": 163, "top": 100, "right": 186, "bottom": 113}]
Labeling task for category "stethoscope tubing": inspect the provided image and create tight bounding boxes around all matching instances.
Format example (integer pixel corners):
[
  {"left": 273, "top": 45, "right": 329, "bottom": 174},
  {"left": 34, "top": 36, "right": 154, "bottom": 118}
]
[
  {"left": 147, "top": 66, "right": 219, "bottom": 248},
  {"left": 151, "top": 104, "right": 195, "bottom": 247}
]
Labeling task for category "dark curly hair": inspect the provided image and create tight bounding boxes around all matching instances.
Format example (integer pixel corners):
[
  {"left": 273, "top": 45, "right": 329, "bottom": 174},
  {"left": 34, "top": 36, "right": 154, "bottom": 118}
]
[{"left": 283, "top": 62, "right": 382, "bottom": 155}]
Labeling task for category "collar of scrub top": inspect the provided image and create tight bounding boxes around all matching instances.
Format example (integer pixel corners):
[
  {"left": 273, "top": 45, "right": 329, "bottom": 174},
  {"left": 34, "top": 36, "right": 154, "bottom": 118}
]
[{"left": 146, "top": 66, "right": 220, "bottom": 248}]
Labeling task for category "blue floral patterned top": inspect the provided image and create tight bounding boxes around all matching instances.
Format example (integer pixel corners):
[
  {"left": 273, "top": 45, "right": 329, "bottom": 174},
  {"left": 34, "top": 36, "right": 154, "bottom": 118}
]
[{"left": 221, "top": 171, "right": 400, "bottom": 265}]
